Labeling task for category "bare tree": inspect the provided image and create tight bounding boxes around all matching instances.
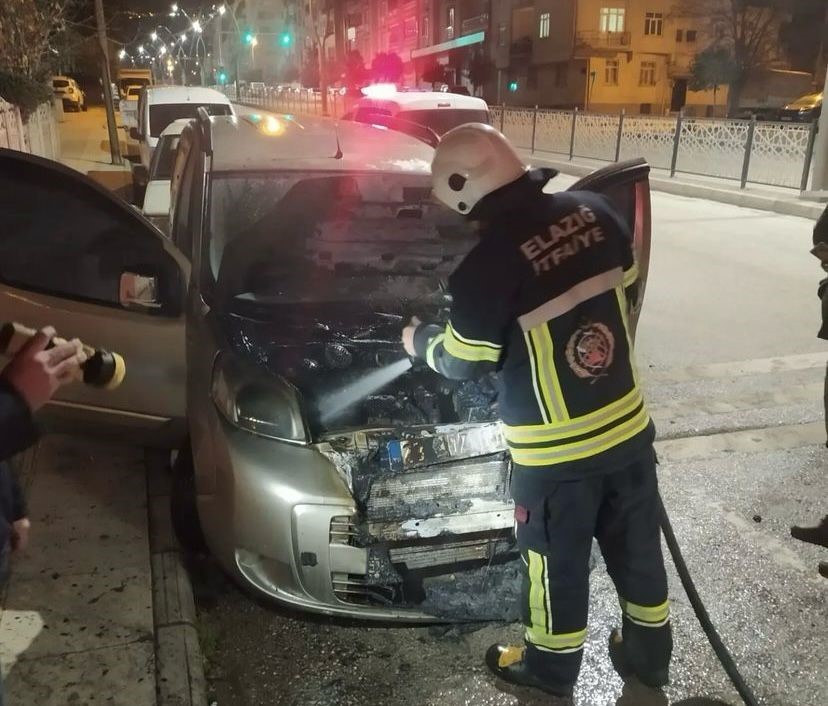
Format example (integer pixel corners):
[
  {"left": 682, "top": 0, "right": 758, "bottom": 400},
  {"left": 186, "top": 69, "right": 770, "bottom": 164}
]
[
  {"left": 306, "top": 0, "right": 335, "bottom": 115},
  {"left": 0, "top": 0, "right": 74, "bottom": 76},
  {"left": 673, "top": 0, "right": 787, "bottom": 116}
]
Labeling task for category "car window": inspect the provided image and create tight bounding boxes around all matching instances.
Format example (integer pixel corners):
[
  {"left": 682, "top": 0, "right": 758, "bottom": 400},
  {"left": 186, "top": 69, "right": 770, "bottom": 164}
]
[
  {"left": 399, "top": 109, "right": 490, "bottom": 136},
  {"left": 149, "top": 135, "right": 182, "bottom": 180},
  {"left": 0, "top": 155, "right": 180, "bottom": 312},
  {"left": 149, "top": 103, "right": 232, "bottom": 137},
  {"left": 53, "top": 79, "right": 69, "bottom": 88},
  {"left": 170, "top": 139, "right": 199, "bottom": 257}
]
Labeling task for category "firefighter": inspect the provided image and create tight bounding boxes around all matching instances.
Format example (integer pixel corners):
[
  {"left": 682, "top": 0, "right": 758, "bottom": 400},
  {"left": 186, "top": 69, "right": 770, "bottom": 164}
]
[{"left": 402, "top": 123, "right": 672, "bottom": 699}]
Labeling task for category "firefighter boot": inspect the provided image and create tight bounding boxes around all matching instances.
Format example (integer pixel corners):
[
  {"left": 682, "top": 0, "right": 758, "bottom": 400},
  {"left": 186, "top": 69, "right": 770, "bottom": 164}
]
[
  {"left": 608, "top": 629, "right": 669, "bottom": 689},
  {"left": 790, "top": 515, "right": 828, "bottom": 549},
  {"left": 485, "top": 644, "right": 574, "bottom": 700}
]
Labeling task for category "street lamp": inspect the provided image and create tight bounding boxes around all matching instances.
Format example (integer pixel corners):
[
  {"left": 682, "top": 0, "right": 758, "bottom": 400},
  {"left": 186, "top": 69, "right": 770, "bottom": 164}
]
[
  {"left": 218, "top": 4, "right": 226, "bottom": 16},
  {"left": 170, "top": 3, "right": 178, "bottom": 14},
  {"left": 151, "top": 32, "right": 158, "bottom": 41},
  {"left": 192, "top": 20, "right": 202, "bottom": 33},
  {"left": 118, "top": 49, "right": 127, "bottom": 59},
  {"left": 138, "top": 45, "right": 145, "bottom": 54}
]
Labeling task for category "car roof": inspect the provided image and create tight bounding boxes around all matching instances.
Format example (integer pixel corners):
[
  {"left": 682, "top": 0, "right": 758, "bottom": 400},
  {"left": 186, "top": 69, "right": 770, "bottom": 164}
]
[
  {"left": 207, "top": 113, "right": 434, "bottom": 174},
  {"left": 354, "top": 91, "right": 488, "bottom": 112},
  {"left": 159, "top": 118, "right": 192, "bottom": 137},
  {"left": 144, "top": 86, "right": 231, "bottom": 106}
]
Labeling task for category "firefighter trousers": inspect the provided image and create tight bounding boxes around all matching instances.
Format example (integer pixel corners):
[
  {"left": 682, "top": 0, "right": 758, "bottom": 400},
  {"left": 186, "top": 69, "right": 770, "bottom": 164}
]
[{"left": 511, "top": 447, "right": 673, "bottom": 687}]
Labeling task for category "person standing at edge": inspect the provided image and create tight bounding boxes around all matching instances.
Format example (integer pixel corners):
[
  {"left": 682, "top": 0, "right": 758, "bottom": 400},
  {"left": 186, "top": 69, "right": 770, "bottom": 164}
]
[
  {"left": 402, "top": 124, "right": 671, "bottom": 700},
  {"left": 0, "top": 327, "right": 86, "bottom": 705}
]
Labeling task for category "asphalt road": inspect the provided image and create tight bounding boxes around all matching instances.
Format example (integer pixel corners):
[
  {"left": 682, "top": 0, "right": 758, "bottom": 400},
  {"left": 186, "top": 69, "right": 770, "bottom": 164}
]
[{"left": 190, "top": 111, "right": 826, "bottom": 706}]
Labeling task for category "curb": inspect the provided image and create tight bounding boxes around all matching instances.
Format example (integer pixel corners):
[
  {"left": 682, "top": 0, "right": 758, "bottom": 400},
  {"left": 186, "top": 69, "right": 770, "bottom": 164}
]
[
  {"left": 522, "top": 152, "right": 826, "bottom": 220},
  {"left": 146, "top": 450, "right": 208, "bottom": 706}
]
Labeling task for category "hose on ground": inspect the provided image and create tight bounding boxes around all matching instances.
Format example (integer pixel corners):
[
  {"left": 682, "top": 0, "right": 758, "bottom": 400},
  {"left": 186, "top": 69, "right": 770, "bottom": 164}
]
[{"left": 660, "top": 499, "right": 761, "bottom": 706}]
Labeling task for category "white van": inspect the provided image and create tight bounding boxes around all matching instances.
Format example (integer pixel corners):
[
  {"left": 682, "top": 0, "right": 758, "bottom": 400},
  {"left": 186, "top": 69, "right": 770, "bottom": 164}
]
[
  {"left": 343, "top": 87, "right": 489, "bottom": 136},
  {"left": 130, "top": 86, "right": 234, "bottom": 167}
]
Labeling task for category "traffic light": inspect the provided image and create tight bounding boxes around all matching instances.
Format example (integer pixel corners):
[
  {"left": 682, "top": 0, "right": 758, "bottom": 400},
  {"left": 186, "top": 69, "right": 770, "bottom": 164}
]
[
  {"left": 508, "top": 80, "right": 519, "bottom": 92},
  {"left": 217, "top": 68, "right": 227, "bottom": 84},
  {"left": 244, "top": 31, "right": 254, "bottom": 44},
  {"left": 280, "top": 32, "right": 292, "bottom": 47}
]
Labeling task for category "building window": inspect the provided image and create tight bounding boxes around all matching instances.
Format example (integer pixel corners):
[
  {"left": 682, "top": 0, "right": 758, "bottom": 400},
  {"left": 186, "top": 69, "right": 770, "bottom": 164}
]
[
  {"left": 686, "top": 29, "right": 697, "bottom": 42},
  {"left": 498, "top": 23, "right": 507, "bottom": 47},
  {"left": 676, "top": 29, "right": 684, "bottom": 42},
  {"left": 554, "top": 63, "right": 568, "bottom": 87},
  {"left": 539, "top": 12, "right": 551, "bottom": 39},
  {"left": 422, "top": 15, "right": 430, "bottom": 43},
  {"left": 639, "top": 61, "right": 656, "bottom": 86},
  {"left": 605, "top": 59, "right": 619, "bottom": 85},
  {"left": 644, "top": 12, "right": 663, "bottom": 36},
  {"left": 447, "top": 6, "right": 455, "bottom": 40},
  {"left": 404, "top": 16, "right": 418, "bottom": 39},
  {"left": 599, "top": 8, "right": 626, "bottom": 33}
]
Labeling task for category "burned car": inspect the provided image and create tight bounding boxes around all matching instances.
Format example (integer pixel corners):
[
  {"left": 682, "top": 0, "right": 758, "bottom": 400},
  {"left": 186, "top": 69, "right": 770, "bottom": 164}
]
[{"left": 0, "top": 113, "right": 650, "bottom": 620}]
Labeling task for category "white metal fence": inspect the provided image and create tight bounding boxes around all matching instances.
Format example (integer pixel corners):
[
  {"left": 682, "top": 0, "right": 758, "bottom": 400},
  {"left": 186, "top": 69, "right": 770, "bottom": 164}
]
[
  {"left": 0, "top": 98, "right": 61, "bottom": 160},
  {"left": 226, "top": 87, "right": 818, "bottom": 191},
  {"left": 490, "top": 106, "right": 817, "bottom": 191}
]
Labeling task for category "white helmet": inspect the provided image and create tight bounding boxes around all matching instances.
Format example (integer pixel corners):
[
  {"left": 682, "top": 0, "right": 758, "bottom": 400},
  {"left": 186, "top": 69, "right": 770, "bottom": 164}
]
[{"left": 431, "top": 123, "right": 527, "bottom": 216}]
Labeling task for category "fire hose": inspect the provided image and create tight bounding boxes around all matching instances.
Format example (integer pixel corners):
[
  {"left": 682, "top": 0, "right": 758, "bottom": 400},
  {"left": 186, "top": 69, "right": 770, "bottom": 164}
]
[
  {"left": 660, "top": 498, "right": 760, "bottom": 706},
  {"left": 0, "top": 322, "right": 126, "bottom": 389}
]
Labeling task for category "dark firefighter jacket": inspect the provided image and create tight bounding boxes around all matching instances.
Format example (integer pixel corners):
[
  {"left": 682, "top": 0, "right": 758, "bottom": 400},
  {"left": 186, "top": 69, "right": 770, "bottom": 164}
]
[{"left": 413, "top": 171, "right": 654, "bottom": 478}]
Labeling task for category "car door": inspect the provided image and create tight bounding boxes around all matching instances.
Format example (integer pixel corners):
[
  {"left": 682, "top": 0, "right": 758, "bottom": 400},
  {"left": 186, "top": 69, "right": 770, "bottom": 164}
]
[
  {"left": 568, "top": 158, "right": 651, "bottom": 337},
  {"left": 0, "top": 148, "right": 189, "bottom": 447}
]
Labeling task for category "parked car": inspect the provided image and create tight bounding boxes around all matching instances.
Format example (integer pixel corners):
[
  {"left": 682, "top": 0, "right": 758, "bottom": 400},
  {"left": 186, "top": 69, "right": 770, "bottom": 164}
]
[
  {"left": 342, "top": 87, "right": 489, "bottom": 136},
  {"left": 0, "top": 116, "right": 651, "bottom": 621},
  {"left": 120, "top": 85, "right": 145, "bottom": 128},
  {"left": 130, "top": 86, "right": 234, "bottom": 168},
  {"left": 52, "top": 76, "right": 86, "bottom": 112},
  {"left": 779, "top": 92, "right": 823, "bottom": 122},
  {"left": 137, "top": 119, "right": 190, "bottom": 233}
]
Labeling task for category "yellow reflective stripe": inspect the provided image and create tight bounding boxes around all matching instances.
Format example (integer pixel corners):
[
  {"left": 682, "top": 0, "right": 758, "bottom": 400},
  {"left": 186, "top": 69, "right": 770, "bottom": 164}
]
[
  {"left": 442, "top": 324, "right": 501, "bottom": 363},
  {"left": 524, "top": 331, "right": 550, "bottom": 424},
  {"left": 623, "top": 262, "right": 639, "bottom": 287},
  {"left": 509, "top": 405, "right": 650, "bottom": 466},
  {"left": 530, "top": 326, "right": 569, "bottom": 422},
  {"left": 425, "top": 333, "right": 444, "bottom": 371},
  {"left": 527, "top": 550, "right": 548, "bottom": 634},
  {"left": 446, "top": 322, "right": 502, "bottom": 351},
  {"left": 615, "top": 286, "right": 639, "bottom": 386},
  {"left": 504, "top": 387, "right": 642, "bottom": 444},
  {"left": 622, "top": 599, "right": 670, "bottom": 625},
  {"left": 525, "top": 626, "right": 587, "bottom": 653}
]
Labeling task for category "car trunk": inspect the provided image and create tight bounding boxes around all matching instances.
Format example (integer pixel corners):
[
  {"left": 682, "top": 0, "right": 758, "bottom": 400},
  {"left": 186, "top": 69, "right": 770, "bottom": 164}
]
[{"left": 220, "top": 160, "right": 651, "bottom": 618}]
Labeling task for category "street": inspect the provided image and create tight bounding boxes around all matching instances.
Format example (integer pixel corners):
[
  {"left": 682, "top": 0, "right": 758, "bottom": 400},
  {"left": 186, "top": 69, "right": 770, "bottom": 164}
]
[{"left": 183, "top": 107, "right": 828, "bottom": 706}]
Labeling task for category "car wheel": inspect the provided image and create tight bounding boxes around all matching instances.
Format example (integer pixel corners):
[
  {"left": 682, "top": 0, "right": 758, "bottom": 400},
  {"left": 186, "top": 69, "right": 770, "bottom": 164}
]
[
  {"left": 170, "top": 440, "right": 208, "bottom": 553},
  {"left": 81, "top": 102, "right": 88, "bottom": 112}
]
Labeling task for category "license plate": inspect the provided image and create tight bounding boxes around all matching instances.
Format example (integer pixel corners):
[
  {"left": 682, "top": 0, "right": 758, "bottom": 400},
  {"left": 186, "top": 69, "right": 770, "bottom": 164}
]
[{"left": 386, "top": 423, "right": 506, "bottom": 472}]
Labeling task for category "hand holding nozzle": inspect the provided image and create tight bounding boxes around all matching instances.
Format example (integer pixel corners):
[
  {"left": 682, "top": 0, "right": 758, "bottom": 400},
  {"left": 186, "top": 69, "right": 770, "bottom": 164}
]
[{"left": 0, "top": 323, "right": 126, "bottom": 407}]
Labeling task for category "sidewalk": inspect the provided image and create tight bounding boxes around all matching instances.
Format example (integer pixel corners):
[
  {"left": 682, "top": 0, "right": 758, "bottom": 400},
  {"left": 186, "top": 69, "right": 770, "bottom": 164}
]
[
  {"left": 518, "top": 148, "right": 827, "bottom": 220},
  {"left": 57, "top": 107, "right": 134, "bottom": 197},
  {"left": 0, "top": 437, "right": 155, "bottom": 705}
]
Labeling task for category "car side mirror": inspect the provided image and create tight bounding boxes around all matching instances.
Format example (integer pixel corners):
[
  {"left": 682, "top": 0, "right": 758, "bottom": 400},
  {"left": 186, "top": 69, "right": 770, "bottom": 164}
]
[
  {"left": 129, "top": 127, "right": 141, "bottom": 141},
  {"left": 120, "top": 272, "right": 161, "bottom": 311}
]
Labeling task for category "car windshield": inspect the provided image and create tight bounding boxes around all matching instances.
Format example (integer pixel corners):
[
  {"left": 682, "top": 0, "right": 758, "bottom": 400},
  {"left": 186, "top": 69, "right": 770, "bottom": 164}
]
[
  {"left": 209, "top": 172, "right": 477, "bottom": 309},
  {"left": 149, "top": 103, "right": 232, "bottom": 137},
  {"left": 149, "top": 134, "right": 181, "bottom": 180},
  {"left": 52, "top": 79, "right": 69, "bottom": 88},
  {"left": 400, "top": 108, "right": 490, "bottom": 135},
  {"left": 119, "top": 78, "right": 150, "bottom": 92},
  {"left": 788, "top": 93, "right": 822, "bottom": 108}
]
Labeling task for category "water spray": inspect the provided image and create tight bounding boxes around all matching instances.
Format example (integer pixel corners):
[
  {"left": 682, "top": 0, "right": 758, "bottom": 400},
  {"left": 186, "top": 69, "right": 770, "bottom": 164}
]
[{"left": 319, "top": 357, "right": 414, "bottom": 422}]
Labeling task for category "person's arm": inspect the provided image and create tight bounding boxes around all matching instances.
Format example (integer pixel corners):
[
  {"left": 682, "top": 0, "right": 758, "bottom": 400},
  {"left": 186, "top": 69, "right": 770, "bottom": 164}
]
[
  {"left": 405, "top": 241, "right": 519, "bottom": 381},
  {"left": 0, "top": 380, "right": 38, "bottom": 461}
]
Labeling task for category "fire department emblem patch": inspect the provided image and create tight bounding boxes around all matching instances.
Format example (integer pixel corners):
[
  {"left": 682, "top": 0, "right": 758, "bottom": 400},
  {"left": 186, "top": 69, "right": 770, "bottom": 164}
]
[{"left": 565, "top": 322, "right": 615, "bottom": 380}]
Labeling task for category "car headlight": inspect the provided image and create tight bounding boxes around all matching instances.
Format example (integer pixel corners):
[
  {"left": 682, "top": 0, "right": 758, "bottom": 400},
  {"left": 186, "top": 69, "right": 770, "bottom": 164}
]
[
  {"left": 67, "top": 87, "right": 74, "bottom": 94},
  {"left": 211, "top": 354, "right": 308, "bottom": 443}
]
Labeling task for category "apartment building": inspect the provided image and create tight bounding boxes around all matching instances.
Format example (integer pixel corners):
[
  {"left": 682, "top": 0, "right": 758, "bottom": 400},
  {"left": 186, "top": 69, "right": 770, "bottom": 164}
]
[{"left": 494, "top": 0, "right": 721, "bottom": 115}]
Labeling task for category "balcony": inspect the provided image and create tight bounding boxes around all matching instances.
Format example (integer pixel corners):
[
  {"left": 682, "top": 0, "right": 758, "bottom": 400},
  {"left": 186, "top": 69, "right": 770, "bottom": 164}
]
[
  {"left": 574, "top": 30, "right": 632, "bottom": 57},
  {"left": 461, "top": 13, "right": 489, "bottom": 36},
  {"left": 510, "top": 36, "right": 533, "bottom": 62}
]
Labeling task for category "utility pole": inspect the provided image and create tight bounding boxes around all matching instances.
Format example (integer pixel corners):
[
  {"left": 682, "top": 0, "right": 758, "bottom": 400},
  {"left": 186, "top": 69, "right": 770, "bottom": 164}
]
[
  {"left": 809, "top": 65, "right": 828, "bottom": 192},
  {"left": 94, "top": 0, "right": 122, "bottom": 165}
]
